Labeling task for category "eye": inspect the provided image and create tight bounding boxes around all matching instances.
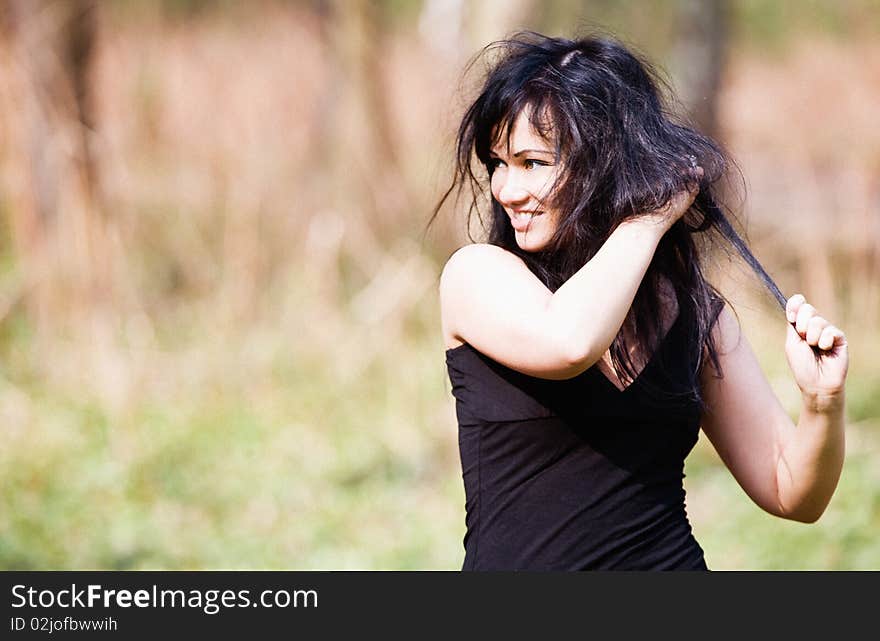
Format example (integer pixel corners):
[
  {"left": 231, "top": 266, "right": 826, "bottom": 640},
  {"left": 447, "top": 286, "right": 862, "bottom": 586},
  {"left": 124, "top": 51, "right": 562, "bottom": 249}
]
[
  {"left": 488, "top": 157, "right": 506, "bottom": 170},
  {"left": 523, "top": 158, "right": 550, "bottom": 170}
]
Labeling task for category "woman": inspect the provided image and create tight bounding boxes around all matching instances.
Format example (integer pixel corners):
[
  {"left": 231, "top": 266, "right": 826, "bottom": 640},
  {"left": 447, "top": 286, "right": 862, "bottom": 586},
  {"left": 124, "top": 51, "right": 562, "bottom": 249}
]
[{"left": 434, "top": 33, "right": 848, "bottom": 570}]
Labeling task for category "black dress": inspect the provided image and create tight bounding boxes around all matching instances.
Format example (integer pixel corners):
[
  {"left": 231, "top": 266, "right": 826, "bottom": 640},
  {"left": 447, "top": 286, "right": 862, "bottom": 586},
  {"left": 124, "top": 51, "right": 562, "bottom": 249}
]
[{"left": 445, "top": 310, "right": 711, "bottom": 571}]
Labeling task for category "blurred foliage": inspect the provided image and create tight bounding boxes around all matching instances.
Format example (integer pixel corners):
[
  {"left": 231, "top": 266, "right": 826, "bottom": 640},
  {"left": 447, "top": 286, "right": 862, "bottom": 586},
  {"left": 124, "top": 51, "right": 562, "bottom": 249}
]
[
  {"left": 732, "top": 0, "right": 880, "bottom": 51},
  {"left": 106, "top": 0, "right": 880, "bottom": 41}
]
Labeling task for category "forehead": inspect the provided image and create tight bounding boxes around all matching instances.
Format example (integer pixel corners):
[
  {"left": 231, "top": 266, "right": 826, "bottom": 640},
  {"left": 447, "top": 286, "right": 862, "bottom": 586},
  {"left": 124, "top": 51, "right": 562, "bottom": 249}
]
[{"left": 490, "top": 107, "right": 556, "bottom": 154}]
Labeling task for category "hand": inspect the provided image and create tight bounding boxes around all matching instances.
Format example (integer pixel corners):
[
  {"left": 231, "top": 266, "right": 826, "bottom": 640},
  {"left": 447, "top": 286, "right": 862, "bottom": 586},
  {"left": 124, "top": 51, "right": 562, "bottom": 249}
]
[
  {"left": 640, "top": 165, "right": 703, "bottom": 231},
  {"left": 784, "top": 293, "right": 849, "bottom": 410}
]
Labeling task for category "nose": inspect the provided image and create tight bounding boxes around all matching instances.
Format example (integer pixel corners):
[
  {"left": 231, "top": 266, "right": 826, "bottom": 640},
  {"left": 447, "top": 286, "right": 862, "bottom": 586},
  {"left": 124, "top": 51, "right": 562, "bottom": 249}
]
[{"left": 495, "top": 172, "right": 530, "bottom": 208}]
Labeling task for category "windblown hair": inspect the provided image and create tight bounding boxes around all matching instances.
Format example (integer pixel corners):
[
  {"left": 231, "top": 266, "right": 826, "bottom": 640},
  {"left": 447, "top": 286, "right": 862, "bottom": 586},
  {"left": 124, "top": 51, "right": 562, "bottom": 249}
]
[{"left": 428, "top": 32, "right": 787, "bottom": 410}]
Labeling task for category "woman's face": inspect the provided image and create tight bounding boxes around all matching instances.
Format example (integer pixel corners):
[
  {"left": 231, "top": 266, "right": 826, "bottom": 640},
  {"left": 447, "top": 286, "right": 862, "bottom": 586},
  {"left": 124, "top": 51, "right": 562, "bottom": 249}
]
[{"left": 489, "top": 109, "right": 562, "bottom": 252}]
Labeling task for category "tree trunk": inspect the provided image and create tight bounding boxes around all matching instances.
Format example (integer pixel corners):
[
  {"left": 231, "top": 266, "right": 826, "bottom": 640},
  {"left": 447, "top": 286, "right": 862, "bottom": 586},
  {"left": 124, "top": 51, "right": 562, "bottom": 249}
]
[
  {"left": 0, "top": 0, "right": 113, "bottom": 332},
  {"left": 670, "top": 0, "right": 729, "bottom": 140}
]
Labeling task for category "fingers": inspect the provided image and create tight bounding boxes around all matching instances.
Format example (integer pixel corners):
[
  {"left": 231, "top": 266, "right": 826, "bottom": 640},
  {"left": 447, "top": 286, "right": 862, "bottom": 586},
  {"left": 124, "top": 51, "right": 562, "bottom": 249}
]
[
  {"left": 795, "top": 302, "right": 817, "bottom": 334},
  {"left": 806, "top": 315, "right": 829, "bottom": 344},
  {"left": 662, "top": 188, "right": 695, "bottom": 216},
  {"left": 818, "top": 324, "right": 844, "bottom": 350},
  {"left": 685, "top": 155, "right": 703, "bottom": 178},
  {"left": 785, "top": 293, "right": 806, "bottom": 322},
  {"left": 785, "top": 293, "right": 846, "bottom": 351},
  {"left": 646, "top": 166, "right": 703, "bottom": 226},
  {"left": 678, "top": 171, "right": 702, "bottom": 205},
  {"left": 684, "top": 165, "right": 703, "bottom": 191}
]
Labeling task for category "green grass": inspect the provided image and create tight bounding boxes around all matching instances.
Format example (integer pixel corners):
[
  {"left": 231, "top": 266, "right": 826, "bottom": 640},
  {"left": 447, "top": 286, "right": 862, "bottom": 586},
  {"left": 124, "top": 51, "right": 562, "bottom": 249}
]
[
  {"left": 0, "top": 291, "right": 877, "bottom": 570},
  {"left": 0, "top": 303, "right": 466, "bottom": 569}
]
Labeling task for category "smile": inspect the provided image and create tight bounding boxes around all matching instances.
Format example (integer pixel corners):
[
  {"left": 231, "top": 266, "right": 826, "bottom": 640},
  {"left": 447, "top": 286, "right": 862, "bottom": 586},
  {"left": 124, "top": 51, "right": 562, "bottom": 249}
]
[{"left": 510, "top": 211, "right": 544, "bottom": 232}]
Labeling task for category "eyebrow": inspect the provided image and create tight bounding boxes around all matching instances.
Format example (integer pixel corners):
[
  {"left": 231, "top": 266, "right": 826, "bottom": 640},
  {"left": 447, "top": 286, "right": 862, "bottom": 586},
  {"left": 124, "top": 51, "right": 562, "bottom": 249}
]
[{"left": 489, "top": 148, "right": 555, "bottom": 158}]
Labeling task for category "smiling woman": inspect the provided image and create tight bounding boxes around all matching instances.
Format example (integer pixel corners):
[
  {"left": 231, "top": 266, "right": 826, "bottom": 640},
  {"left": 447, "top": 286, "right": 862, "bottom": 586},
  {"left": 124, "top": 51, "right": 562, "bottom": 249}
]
[
  {"left": 487, "top": 111, "right": 562, "bottom": 251},
  {"left": 428, "top": 31, "right": 849, "bottom": 571}
]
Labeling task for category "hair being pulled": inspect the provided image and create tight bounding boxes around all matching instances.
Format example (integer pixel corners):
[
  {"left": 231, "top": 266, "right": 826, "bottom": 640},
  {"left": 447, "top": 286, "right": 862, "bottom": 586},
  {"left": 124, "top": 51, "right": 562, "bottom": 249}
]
[{"left": 428, "top": 31, "right": 788, "bottom": 411}]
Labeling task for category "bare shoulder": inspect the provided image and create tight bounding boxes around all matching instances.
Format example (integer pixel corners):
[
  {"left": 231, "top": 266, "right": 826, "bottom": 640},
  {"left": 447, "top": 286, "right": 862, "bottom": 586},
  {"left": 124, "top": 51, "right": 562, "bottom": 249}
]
[
  {"left": 703, "top": 303, "right": 745, "bottom": 369},
  {"left": 702, "top": 303, "right": 750, "bottom": 378},
  {"left": 440, "top": 244, "right": 530, "bottom": 349},
  {"left": 440, "top": 243, "right": 532, "bottom": 302},
  {"left": 441, "top": 243, "right": 525, "bottom": 275},
  {"left": 438, "top": 243, "right": 578, "bottom": 378}
]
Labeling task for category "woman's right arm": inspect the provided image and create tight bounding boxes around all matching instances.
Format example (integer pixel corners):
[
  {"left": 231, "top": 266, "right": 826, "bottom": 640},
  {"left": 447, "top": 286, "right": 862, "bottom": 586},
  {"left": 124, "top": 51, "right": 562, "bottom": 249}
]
[{"left": 439, "top": 187, "right": 698, "bottom": 380}]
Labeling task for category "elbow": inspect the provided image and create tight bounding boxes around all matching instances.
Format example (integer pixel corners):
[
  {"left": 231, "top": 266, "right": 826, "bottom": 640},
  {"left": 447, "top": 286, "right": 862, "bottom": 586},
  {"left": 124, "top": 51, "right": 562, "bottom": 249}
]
[
  {"left": 774, "top": 497, "right": 829, "bottom": 524},
  {"left": 546, "top": 304, "right": 602, "bottom": 375},
  {"left": 786, "top": 505, "right": 826, "bottom": 524},
  {"left": 561, "top": 341, "right": 599, "bottom": 378},
  {"left": 558, "top": 327, "right": 600, "bottom": 373},
  {"left": 772, "top": 456, "right": 840, "bottom": 524}
]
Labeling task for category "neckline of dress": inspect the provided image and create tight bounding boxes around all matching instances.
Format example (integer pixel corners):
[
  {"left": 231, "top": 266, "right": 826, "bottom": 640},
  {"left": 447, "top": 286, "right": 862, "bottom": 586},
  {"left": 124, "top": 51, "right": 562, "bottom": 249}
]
[
  {"left": 445, "top": 311, "right": 682, "bottom": 395},
  {"left": 590, "top": 312, "right": 681, "bottom": 394}
]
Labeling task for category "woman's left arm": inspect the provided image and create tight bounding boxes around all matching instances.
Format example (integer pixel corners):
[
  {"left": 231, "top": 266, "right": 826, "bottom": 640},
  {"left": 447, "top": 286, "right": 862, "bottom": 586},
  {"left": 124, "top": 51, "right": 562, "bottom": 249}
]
[{"left": 698, "top": 294, "right": 849, "bottom": 523}]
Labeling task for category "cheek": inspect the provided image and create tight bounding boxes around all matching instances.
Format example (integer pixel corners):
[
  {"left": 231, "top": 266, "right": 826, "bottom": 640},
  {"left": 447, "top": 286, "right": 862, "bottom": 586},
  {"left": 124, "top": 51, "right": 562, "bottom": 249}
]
[
  {"left": 489, "top": 173, "right": 501, "bottom": 199},
  {"left": 534, "top": 171, "right": 559, "bottom": 198}
]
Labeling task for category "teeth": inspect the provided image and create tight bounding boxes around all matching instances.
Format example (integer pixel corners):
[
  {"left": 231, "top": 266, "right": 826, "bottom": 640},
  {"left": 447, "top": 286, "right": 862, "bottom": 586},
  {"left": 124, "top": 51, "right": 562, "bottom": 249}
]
[{"left": 515, "top": 212, "right": 539, "bottom": 220}]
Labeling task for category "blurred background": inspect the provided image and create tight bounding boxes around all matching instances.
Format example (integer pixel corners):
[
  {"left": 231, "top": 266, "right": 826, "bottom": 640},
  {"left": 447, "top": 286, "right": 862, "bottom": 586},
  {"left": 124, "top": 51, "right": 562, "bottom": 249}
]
[{"left": 0, "top": 0, "right": 877, "bottom": 570}]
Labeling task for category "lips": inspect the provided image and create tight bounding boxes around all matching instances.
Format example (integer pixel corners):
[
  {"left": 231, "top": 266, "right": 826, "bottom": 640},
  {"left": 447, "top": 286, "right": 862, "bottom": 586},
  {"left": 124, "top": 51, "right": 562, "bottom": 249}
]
[{"left": 510, "top": 211, "right": 543, "bottom": 232}]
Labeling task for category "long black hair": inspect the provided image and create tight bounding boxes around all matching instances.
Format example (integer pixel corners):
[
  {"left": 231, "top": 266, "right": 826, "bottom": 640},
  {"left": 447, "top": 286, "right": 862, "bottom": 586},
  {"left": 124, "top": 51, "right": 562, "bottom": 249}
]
[{"left": 428, "top": 31, "right": 788, "bottom": 411}]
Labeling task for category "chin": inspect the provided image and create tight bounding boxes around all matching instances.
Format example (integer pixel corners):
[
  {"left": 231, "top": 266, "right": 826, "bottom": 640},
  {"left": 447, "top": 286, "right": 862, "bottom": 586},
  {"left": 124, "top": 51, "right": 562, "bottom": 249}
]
[{"left": 516, "top": 235, "right": 550, "bottom": 252}]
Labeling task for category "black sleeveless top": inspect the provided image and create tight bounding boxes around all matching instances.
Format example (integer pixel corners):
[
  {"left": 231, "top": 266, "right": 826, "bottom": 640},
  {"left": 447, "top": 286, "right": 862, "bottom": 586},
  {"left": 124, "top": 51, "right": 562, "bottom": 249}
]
[{"left": 445, "top": 311, "right": 709, "bottom": 571}]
